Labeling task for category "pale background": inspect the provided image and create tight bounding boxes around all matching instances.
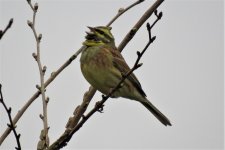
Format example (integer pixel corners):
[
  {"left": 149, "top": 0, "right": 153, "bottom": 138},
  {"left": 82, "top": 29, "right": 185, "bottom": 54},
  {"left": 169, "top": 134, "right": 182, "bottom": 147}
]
[{"left": 0, "top": 0, "right": 224, "bottom": 149}]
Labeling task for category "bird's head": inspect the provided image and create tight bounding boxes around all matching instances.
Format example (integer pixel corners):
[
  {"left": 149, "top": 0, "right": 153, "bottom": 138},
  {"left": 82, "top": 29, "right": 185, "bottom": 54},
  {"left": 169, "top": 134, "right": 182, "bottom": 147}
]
[{"left": 83, "top": 26, "right": 114, "bottom": 46}]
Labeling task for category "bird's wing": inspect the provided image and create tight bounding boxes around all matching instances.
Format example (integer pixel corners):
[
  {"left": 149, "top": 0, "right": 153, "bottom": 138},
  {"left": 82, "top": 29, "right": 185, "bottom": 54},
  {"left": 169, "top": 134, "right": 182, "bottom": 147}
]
[{"left": 107, "top": 47, "right": 146, "bottom": 97}]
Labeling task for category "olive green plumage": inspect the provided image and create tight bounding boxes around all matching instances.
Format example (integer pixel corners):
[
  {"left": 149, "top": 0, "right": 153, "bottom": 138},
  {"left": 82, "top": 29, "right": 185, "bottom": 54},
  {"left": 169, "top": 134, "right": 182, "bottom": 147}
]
[{"left": 80, "top": 26, "right": 171, "bottom": 126}]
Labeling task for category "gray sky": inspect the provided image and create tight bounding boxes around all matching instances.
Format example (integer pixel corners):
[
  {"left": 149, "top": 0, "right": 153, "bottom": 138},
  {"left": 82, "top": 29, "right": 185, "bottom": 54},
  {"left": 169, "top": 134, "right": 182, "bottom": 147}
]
[{"left": 0, "top": 0, "right": 224, "bottom": 149}]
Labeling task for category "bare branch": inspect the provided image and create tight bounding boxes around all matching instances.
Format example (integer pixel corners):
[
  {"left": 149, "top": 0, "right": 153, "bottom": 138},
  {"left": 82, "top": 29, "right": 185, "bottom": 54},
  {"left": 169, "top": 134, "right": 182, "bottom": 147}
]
[
  {"left": 0, "top": 18, "right": 13, "bottom": 40},
  {"left": 0, "top": 84, "right": 21, "bottom": 150},
  {"left": 27, "top": 0, "right": 49, "bottom": 148},
  {"left": 106, "top": 0, "right": 145, "bottom": 27}
]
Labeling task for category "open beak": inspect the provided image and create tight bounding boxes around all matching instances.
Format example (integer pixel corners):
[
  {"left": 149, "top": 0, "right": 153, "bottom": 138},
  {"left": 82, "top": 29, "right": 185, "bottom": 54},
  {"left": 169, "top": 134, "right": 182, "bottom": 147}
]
[
  {"left": 85, "top": 26, "right": 95, "bottom": 37},
  {"left": 85, "top": 26, "right": 98, "bottom": 41}
]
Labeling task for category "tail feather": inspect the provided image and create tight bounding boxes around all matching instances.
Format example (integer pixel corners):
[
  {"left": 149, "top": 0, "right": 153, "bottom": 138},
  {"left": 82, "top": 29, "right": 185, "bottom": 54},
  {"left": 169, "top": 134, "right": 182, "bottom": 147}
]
[{"left": 140, "top": 100, "right": 172, "bottom": 126}]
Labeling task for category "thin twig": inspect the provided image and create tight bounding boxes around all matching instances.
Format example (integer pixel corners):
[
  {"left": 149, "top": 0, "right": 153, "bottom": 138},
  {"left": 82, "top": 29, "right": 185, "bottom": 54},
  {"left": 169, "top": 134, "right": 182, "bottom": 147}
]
[
  {"left": 27, "top": 0, "right": 49, "bottom": 149},
  {"left": 0, "top": 84, "right": 21, "bottom": 150},
  {"left": 106, "top": 0, "right": 145, "bottom": 27},
  {"left": 0, "top": 18, "right": 13, "bottom": 40}
]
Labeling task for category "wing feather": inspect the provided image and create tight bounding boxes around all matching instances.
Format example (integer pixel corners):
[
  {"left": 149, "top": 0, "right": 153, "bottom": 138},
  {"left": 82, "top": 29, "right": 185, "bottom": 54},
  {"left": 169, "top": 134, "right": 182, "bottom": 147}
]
[{"left": 105, "top": 47, "right": 146, "bottom": 97}]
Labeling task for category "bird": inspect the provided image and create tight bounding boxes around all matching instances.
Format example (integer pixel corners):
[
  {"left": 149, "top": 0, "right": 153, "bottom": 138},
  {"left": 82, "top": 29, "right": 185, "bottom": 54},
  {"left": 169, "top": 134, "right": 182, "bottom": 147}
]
[{"left": 80, "top": 26, "right": 171, "bottom": 126}]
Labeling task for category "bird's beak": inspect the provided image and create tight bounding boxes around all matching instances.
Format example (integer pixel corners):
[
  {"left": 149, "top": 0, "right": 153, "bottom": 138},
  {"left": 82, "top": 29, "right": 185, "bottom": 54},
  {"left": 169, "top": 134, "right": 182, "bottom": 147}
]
[
  {"left": 87, "top": 26, "right": 96, "bottom": 32},
  {"left": 85, "top": 31, "right": 93, "bottom": 35},
  {"left": 86, "top": 26, "right": 95, "bottom": 36}
]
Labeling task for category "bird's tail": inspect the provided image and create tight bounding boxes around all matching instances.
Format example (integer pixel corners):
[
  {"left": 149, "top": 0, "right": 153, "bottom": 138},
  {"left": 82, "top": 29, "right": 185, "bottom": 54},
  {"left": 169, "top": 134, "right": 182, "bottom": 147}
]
[{"left": 140, "top": 99, "right": 172, "bottom": 126}]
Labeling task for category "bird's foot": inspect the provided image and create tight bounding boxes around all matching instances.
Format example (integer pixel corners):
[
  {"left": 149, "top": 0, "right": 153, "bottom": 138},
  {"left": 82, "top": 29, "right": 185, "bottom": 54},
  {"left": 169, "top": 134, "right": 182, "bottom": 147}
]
[{"left": 95, "top": 101, "right": 104, "bottom": 113}]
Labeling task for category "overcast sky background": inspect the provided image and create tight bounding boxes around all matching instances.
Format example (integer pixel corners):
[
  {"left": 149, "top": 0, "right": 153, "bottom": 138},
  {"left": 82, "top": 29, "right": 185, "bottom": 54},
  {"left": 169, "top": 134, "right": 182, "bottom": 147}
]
[{"left": 0, "top": 0, "right": 224, "bottom": 149}]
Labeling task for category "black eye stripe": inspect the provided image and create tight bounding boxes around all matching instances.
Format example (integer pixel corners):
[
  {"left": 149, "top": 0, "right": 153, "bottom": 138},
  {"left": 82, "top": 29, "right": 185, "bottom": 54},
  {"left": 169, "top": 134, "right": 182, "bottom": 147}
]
[
  {"left": 96, "top": 29, "right": 104, "bottom": 35},
  {"left": 95, "top": 28, "right": 113, "bottom": 40}
]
